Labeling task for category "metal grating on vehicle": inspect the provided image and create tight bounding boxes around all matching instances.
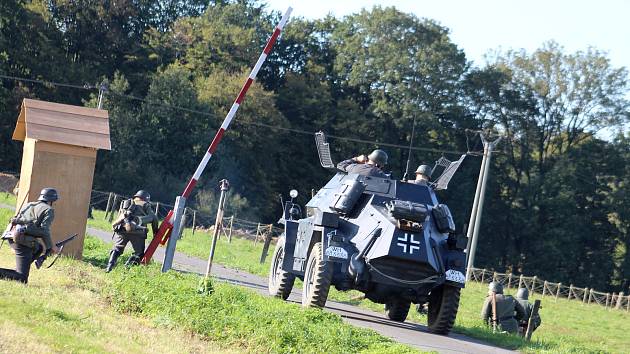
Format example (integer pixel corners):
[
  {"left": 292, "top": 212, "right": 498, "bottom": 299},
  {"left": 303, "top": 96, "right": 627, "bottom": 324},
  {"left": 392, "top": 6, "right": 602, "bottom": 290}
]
[{"left": 315, "top": 131, "right": 335, "bottom": 169}]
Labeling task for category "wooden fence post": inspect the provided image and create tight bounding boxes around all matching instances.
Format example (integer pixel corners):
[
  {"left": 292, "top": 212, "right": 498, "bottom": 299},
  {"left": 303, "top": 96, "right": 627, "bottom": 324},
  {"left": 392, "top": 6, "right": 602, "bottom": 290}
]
[
  {"left": 616, "top": 292, "right": 624, "bottom": 310},
  {"left": 227, "top": 216, "right": 234, "bottom": 243},
  {"left": 605, "top": 293, "right": 611, "bottom": 309},
  {"left": 531, "top": 276, "right": 537, "bottom": 294},
  {"left": 104, "top": 192, "right": 113, "bottom": 220},
  {"left": 191, "top": 210, "right": 197, "bottom": 235},
  {"left": 108, "top": 194, "right": 119, "bottom": 222},
  {"left": 180, "top": 208, "right": 188, "bottom": 239},
  {"left": 588, "top": 289, "right": 593, "bottom": 304},
  {"left": 507, "top": 273, "right": 513, "bottom": 289},
  {"left": 259, "top": 228, "right": 273, "bottom": 264},
  {"left": 155, "top": 202, "right": 160, "bottom": 215},
  {"left": 567, "top": 284, "right": 573, "bottom": 300},
  {"left": 481, "top": 269, "right": 486, "bottom": 283},
  {"left": 542, "top": 281, "right": 548, "bottom": 297},
  {"left": 255, "top": 223, "right": 261, "bottom": 244},
  {"left": 518, "top": 274, "right": 523, "bottom": 289},
  {"left": 493, "top": 271, "right": 497, "bottom": 282},
  {"left": 583, "top": 288, "right": 589, "bottom": 304},
  {"left": 555, "top": 283, "right": 562, "bottom": 302}
]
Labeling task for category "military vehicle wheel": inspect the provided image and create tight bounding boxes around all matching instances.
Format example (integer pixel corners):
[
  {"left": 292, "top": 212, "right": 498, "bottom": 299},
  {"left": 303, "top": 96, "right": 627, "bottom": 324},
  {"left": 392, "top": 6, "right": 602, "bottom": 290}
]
[
  {"left": 385, "top": 298, "right": 411, "bottom": 322},
  {"left": 427, "top": 284, "right": 461, "bottom": 335},
  {"left": 268, "top": 235, "right": 295, "bottom": 300},
  {"left": 302, "top": 242, "right": 332, "bottom": 308}
]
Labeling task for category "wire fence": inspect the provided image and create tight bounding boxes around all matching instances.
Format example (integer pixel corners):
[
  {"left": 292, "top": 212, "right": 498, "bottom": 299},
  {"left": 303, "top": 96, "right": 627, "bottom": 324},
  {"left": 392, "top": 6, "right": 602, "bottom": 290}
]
[
  {"left": 4, "top": 179, "right": 628, "bottom": 310},
  {"left": 86, "top": 189, "right": 284, "bottom": 243},
  {"left": 469, "top": 267, "right": 630, "bottom": 312}
]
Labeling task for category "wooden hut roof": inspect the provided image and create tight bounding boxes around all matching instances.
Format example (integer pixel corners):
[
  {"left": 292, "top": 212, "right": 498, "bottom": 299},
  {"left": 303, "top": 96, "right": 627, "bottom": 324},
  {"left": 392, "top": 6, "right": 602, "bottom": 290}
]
[{"left": 12, "top": 99, "right": 111, "bottom": 150}]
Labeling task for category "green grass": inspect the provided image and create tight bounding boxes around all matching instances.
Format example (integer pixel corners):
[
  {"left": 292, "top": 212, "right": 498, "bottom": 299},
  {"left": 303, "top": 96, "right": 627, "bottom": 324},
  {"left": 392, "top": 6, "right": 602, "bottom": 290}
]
[
  {"left": 125, "top": 217, "right": 630, "bottom": 353},
  {"left": 12, "top": 201, "right": 630, "bottom": 353},
  {"left": 0, "top": 207, "right": 418, "bottom": 354},
  {"left": 0, "top": 208, "right": 226, "bottom": 354},
  {"left": 0, "top": 191, "right": 17, "bottom": 206}
]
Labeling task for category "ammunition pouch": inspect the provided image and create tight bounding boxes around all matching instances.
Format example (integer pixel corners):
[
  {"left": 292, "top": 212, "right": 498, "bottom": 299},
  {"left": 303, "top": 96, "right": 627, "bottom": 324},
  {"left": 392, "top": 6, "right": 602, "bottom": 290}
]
[{"left": 10, "top": 224, "right": 33, "bottom": 247}]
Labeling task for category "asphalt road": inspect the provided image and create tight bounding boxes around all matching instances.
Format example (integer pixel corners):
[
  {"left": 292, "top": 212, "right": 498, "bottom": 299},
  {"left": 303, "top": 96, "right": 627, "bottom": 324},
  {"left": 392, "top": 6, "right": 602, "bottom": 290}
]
[{"left": 84, "top": 226, "right": 514, "bottom": 354}]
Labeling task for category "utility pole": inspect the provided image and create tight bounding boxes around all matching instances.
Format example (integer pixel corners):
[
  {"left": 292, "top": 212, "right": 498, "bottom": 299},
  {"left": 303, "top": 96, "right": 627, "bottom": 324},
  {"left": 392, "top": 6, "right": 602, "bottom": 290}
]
[
  {"left": 466, "top": 133, "right": 501, "bottom": 280},
  {"left": 204, "top": 179, "right": 230, "bottom": 280},
  {"left": 97, "top": 81, "right": 108, "bottom": 109}
]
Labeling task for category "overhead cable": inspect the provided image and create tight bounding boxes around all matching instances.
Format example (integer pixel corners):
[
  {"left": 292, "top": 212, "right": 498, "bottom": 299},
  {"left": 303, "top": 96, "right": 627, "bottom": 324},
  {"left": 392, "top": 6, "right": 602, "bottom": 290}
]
[{"left": 1, "top": 73, "right": 473, "bottom": 155}]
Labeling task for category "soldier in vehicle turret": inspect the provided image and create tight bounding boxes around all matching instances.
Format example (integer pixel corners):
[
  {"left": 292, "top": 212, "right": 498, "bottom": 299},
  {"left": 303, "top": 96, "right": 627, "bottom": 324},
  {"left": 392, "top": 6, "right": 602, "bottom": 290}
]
[
  {"left": 337, "top": 149, "right": 389, "bottom": 178},
  {"left": 106, "top": 190, "right": 158, "bottom": 272},
  {"left": 411, "top": 165, "right": 432, "bottom": 185},
  {"left": 481, "top": 282, "right": 526, "bottom": 334}
]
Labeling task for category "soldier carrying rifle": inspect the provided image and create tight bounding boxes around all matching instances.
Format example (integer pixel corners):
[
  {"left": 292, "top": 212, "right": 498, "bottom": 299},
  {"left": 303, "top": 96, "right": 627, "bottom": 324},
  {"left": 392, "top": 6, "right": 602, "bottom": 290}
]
[
  {"left": 0, "top": 188, "right": 60, "bottom": 283},
  {"left": 481, "top": 282, "right": 526, "bottom": 334},
  {"left": 106, "top": 190, "right": 158, "bottom": 272}
]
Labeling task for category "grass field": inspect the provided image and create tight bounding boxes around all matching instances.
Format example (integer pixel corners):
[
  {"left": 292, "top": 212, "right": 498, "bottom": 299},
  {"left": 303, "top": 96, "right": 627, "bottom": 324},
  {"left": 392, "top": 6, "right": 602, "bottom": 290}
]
[
  {"left": 166, "top": 222, "right": 630, "bottom": 353},
  {"left": 4, "top": 195, "right": 630, "bottom": 353},
  {"left": 0, "top": 207, "right": 417, "bottom": 354}
]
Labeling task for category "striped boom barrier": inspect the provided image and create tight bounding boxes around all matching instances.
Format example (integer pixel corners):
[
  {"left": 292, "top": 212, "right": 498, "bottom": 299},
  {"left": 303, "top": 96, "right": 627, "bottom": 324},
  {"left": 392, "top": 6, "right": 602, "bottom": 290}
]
[{"left": 141, "top": 7, "right": 293, "bottom": 264}]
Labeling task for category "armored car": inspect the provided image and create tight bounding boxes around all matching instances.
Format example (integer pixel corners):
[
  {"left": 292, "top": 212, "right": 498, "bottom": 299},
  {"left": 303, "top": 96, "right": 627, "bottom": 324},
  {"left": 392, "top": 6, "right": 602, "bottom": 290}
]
[{"left": 268, "top": 133, "right": 468, "bottom": 334}]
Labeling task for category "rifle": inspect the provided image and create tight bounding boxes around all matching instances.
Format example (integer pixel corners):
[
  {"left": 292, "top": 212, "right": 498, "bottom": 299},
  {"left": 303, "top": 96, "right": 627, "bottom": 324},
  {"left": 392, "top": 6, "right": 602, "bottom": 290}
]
[
  {"left": 34, "top": 233, "right": 77, "bottom": 269},
  {"left": 491, "top": 291, "right": 498, "bottom": 333},
  {"left": 1, "top": 191, "right": 30, "bottom": 250}
]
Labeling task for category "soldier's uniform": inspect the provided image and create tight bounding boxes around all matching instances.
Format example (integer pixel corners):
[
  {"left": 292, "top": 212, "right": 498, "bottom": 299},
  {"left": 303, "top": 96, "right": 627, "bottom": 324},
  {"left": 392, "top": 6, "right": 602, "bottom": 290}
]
[
  {"left": 481, "top": 282, "right": 526, "bottom": 334},
  {"left": 106, "top": 190, "right": 158, "bottom": 272},
  {"left": 337, "top": 149, "right": 389, "bottom": 178},
  {"left": 515, "top": 288, "right": 541, "bottom": 333},
  {"left": 0, "top": 188, "right": 57, "bottom": 283}
]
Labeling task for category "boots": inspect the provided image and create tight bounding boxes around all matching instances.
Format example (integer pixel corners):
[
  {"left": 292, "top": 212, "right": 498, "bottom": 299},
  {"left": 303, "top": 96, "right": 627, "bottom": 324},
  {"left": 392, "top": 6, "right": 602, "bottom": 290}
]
[
  {"left": 106, "top": 250, "right": 121, "bottom": 273},
  {"left": 125, "top": 254, "right": 141, "bottom": 267}
]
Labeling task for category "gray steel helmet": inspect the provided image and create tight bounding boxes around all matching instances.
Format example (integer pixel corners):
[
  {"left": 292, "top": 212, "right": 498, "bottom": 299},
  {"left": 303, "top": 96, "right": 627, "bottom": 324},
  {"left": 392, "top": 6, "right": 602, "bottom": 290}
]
[
  {"left": 516, "top": 287, "right": 529, "bottom": 300},
  {"left": 368, "top": 149, "right": 388, "bottom": 166},
  {"left": 38, "top": 188, "right": 59, "bottom": 202},
  {"left": 488, "top": 281, "right": 503, "bottom": 294},
  {"left": 133, "top": 190, "right": 151, "bottom": 201},
  {"left": 415, "top": 164, "right": 432, "bottom": 177}
]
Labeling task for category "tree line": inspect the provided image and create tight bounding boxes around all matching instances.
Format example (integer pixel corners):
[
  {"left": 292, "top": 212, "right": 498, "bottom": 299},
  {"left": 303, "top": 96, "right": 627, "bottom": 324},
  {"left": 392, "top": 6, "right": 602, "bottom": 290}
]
[{"left": 1, "top": 0, "right": 628, "bottom": 292}]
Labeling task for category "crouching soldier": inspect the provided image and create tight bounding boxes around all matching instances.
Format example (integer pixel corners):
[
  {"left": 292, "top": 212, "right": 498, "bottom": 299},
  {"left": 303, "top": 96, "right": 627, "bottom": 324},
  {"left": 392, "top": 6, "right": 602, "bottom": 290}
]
[
  {"left": 106, "top": 190, "right": 158, "bottom": 272},
  {"left": 0, "top": 188, "right": 59, "bottom": 283},
  {"left": 481, "top": 282, "right": 526, "bottom": 334},
  {"left": 515, "top": 287, "right": 542, "bottom": 335}
]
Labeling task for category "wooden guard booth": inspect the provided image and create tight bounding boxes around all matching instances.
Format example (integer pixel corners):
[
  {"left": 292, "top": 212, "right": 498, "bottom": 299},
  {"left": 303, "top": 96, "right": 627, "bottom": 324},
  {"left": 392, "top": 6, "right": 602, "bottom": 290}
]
[{"left": 12, "top": 99, "right": 110, "bottom": 258}]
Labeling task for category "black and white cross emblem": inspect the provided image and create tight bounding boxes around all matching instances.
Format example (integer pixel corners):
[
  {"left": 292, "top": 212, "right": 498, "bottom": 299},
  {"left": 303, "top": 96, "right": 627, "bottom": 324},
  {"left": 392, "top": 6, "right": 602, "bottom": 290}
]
[{"left": 397, "top": 233, "right": 421, "bottom": 254}]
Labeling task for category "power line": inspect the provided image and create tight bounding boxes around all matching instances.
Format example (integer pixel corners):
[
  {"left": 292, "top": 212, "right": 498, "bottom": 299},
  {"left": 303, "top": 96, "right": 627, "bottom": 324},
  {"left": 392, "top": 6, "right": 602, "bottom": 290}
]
[
  {"left": 0, "top": 73, "right": 473, "bottom": 155},
  {"left": 0, "top": 74, "right": 95, "bottom": 91}
]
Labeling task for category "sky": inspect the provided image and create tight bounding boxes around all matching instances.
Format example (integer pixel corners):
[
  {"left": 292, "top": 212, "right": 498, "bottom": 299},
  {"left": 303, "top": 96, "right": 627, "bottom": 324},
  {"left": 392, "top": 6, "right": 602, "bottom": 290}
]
[{"left": 264, "top": 0, "right": 630, "bottom": 70}]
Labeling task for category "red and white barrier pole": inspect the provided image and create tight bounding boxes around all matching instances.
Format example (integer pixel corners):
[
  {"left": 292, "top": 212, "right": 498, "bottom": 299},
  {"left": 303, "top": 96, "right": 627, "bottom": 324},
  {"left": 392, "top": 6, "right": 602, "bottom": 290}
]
[{"left": 142, "top": 7, "right": 293, "bottom": 264}]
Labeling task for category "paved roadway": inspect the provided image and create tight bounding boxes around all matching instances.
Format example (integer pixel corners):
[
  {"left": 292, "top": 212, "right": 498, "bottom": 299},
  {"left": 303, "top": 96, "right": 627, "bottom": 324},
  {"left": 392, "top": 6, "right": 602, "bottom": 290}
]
[{"left": 84, "top": 225, "right": 513, "bottom": 354}]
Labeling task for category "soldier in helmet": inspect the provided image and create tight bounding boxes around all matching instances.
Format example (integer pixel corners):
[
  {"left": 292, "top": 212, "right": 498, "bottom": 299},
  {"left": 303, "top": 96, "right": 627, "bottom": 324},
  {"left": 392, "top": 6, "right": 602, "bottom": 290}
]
[
  {"left": 0, "top": 188, "right": 59, "bottom": 283},
  {"left": 481, "top": 282, "right": 526, "bottom": 334},
  {"left": 106, "top": 190, "right": 158, "bottom": 272},
  {"left": 337, "top": 149, "right": 389, "bottom": 178},
  {"left": 412, "top": 165, "right": 432, "bottom": 185},
  {"left": 515, "top": 287, "right": 541, "bottom": 335}
]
